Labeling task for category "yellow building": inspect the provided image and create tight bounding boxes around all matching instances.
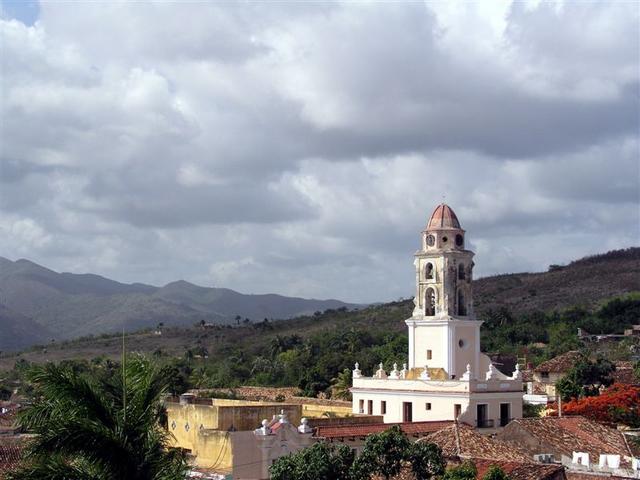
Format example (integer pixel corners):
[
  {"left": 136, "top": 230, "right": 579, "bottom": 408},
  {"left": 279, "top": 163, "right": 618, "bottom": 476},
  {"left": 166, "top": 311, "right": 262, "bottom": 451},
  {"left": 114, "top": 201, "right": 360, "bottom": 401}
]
[{"left": 166, "top": 393, "right": 353, "bottom": 477}]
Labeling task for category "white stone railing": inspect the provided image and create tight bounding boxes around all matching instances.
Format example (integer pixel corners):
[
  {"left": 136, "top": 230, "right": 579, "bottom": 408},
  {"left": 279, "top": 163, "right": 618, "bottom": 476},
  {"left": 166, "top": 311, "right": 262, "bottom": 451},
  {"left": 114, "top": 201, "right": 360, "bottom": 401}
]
[{"left": 351, "top": 362, "right": 523, "bottom": 393}]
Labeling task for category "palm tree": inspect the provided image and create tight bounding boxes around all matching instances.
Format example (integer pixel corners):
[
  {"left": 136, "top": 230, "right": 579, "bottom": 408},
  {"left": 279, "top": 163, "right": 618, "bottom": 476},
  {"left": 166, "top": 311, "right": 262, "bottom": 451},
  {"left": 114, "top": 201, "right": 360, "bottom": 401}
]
[
  {"left": 330, "top": 368, "right": 352, "bottom": 401},
  {"left": 7, "top": 356, "right": 188, "bottom": 480}
]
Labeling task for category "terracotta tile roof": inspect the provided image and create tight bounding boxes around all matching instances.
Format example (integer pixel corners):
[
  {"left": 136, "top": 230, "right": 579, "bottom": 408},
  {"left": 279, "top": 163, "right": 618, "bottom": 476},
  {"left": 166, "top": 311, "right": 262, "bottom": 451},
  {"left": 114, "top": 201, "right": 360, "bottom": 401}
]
[
  {"left": 534, "top": 352, "right": 584, "bottom": 374},
  {"left": 565, "top": 473, "right": 629, "bottom": 480},
  {"left": 521, "top": 369, "right": 534, "bottom": 382},
  {"left": 0, "top": 445, "right": 22, "bottom": 473},
  {"left": 423, "top": 423, "right": 531, "bottom": 462},
  {"left": 612, "top": 361, "right": 638, "bottom": 385},
  {"left": 378, "top": 459, "right": 565, "bottom": 480},
  {"left": 0, "top": 410, "right": 19, "bottom": 434},
  {"left": 427, "top": 204, "right": 461, "bottom": 230},
  {"left": 502, "top": 417, "right": 633, "bottom": 467},
  {"left": 474, "top": 459, "right": 565, "bottom": 480},
  {"left": 315, "top": 420, "right": 453, "bottom": 439}
]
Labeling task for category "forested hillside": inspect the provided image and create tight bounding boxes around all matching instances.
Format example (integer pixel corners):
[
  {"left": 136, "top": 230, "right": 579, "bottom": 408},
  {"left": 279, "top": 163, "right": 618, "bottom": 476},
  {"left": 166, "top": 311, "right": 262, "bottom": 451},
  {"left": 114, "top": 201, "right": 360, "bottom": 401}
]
[{"left": 1, "top": 250, "right": 638, "bottom": 399}]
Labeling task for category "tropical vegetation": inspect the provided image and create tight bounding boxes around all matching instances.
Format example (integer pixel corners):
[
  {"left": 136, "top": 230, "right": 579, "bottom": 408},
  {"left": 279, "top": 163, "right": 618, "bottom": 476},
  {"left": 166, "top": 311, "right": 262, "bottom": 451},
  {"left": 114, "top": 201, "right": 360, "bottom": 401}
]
[
  {"left": 552, "top": 383, "right": 640, "bottom": 427},
  {"left": 270, "top": 425, "right": 446, "bottom": 480},
  {"left": 7, "top": 356, "right": 188, "bottom": 480}
]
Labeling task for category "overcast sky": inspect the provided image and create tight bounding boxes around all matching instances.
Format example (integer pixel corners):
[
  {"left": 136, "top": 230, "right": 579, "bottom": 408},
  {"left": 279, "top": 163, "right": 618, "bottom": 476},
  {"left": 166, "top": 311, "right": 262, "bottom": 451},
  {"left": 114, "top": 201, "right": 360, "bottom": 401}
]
[{"left": 0, "top": 1, "right": 638, "bottom": 303}]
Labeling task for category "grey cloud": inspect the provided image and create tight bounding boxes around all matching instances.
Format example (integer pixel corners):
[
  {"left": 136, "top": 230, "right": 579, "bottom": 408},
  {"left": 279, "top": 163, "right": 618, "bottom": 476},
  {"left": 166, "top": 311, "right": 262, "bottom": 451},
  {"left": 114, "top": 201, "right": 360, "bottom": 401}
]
[{"left": 0, "top": 1, "right": 638, "bottom": 303}]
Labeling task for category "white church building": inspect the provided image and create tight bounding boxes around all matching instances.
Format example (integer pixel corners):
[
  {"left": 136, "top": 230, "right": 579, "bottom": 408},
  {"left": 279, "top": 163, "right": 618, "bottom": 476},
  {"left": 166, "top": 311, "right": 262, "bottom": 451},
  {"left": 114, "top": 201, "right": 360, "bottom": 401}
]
[{"left": 351, "top": 204, "right": 523, "bottom": 430}]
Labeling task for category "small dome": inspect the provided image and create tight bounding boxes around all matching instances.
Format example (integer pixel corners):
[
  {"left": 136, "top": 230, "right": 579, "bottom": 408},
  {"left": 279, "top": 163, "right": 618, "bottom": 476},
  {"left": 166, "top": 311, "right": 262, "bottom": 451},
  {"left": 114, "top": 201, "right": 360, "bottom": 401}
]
[{"left": 427, "top": 203, "right": 461, "bottom": 229}]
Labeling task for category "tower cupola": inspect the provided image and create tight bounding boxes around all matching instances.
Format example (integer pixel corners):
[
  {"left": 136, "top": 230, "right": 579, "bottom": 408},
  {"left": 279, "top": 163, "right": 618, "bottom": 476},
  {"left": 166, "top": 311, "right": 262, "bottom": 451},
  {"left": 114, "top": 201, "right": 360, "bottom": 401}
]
[{"left": 423, "top": 204, "right": 466, "bottom": 251}]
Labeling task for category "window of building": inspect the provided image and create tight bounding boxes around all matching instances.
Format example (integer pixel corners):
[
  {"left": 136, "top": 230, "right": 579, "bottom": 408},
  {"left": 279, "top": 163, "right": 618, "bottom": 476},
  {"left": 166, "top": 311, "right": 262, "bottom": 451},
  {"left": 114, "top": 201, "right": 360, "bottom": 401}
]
[
  {"left": 458, "top": 263, "right": 465, "bottom": 280},
  {"left": 425, "top": 403, "right": 432, "bottom": 411},
  {"left": 426, "top": 234, "right": 435, "bottom": 246},
  {"left": 457, "top": 289, "right": 466, "bottom": 316},
  {"left": 500, "top": 403, "right": 511, "bottom": 427},
  {"left": 403, "top": 402, "right": 413, "bottom": 422},
  {"left": 359, "top": 399, "right": 364, "bottom": 414},
  {"left": 454, "top": 404, "right": 462, "bottom": 419},
  {"left": 455, "top": 234, "right": 464, "bottom": 247},
  {"left": 427, "top": 350, "right": 432, "bottom": 360},
  {"left": 477, "top": 404, "right": 490, "bottom": 428},
  {"left": 425, "top": 288, "right": 435, "bottom": 316},
  {"left": 381, "top": 401, "right": 387, "bottom": 414},
  {"left": 541, "top": 372, "right": 549, "bottom": 380},
  {"left": 367, "top": 400, "right": 373, "bottom": 415},
  {"left": 426, "top": 262, "right": 434, "bottom": 280}
]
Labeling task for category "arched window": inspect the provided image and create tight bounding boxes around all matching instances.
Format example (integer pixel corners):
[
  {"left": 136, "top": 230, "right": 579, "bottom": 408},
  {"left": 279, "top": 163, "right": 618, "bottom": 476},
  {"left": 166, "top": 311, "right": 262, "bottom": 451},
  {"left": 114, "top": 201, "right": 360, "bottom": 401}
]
[
  {"left": 426, "top": 263, "right": 434, "bottom": 280},
  {"left": 458, "top": 263, "right": 465, "bottom": 280},
  {"left": 425, "top": 288, "right": 436, "bottom": 316},
  {"left": 457, "top": 289, "right": 466, "bottom": 316}
]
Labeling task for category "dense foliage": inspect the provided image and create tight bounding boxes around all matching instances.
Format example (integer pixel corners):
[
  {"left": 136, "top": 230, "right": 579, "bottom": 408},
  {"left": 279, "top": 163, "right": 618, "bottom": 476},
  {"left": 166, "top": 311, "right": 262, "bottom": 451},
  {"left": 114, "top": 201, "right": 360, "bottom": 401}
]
[
  {"left": 481, "top": 465, "right": 510, "bottom": 480},
  {"left": 7, "top": 356, "right": 188, "bottom": 480},
  {"left": 480, "top": 294, "right": 640, "bottom": 360},
  {"left": 443, "top": 461, "right": 477, "bottom": 480},
  {"left": 553, "top": 383, "right": 640, "bottom": 427},
  {"left": 270, "top": 426, "right": 445, "bottom": 480},
  {"left": 555, "top": 357, "right": 615, "bottom": 401},
  {"left": 269, "top": 443, "right": 355, "bottom": 480},
  {"left": 1, "top": 295, "right": 638, "bottom": 401}
]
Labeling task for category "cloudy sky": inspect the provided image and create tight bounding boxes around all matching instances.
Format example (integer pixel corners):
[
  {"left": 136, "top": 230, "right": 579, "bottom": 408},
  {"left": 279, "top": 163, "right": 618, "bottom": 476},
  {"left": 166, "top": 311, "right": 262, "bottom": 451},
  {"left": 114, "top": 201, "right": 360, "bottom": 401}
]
[{"left": 0, "top": 1, "right": 638, "bottom": 303}]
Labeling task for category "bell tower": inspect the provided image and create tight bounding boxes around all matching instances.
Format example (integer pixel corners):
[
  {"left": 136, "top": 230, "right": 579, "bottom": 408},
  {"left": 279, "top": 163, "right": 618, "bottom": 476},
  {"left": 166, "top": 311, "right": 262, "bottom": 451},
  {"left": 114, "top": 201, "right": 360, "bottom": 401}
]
[{"left": 406, "top": 204, "right": 481, "bottom": 379}]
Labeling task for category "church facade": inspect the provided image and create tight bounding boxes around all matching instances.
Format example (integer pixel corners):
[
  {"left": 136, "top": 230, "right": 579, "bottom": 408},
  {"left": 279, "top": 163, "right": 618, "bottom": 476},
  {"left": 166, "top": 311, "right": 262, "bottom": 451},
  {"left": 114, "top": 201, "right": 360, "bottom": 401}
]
[{"left": 351, "top": 204, "right": 523, "bottom": 430}]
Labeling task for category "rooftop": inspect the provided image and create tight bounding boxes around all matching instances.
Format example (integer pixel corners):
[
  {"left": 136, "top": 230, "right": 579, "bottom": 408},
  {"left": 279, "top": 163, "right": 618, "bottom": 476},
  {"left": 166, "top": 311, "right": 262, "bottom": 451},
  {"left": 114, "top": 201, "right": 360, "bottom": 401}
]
[
  {"left": 499, "top": 416, "right": 634, "bottom": 468},
  {"left": 474, "top": 459, "right": 565, "bottom": 480},
  {"left": 315, "top": 420, "right": 453, "bottom": 440},
  {"left": 534, "top": 351, "right": 584, "bottom": 374},
  {"left": 0, "top": 445, "right": 22, "bottom": 474},
  {"left": 423, "top": 422, "right": 531, "bottom": 462}
]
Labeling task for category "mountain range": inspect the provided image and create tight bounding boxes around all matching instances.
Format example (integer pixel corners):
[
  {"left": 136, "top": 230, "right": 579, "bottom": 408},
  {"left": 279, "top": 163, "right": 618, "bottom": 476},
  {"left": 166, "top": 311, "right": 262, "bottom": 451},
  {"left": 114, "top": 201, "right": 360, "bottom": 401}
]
[
  {"left": 0, "top": 256, "right": 358, "bottom": 350},
  {"left": 1, "top": 248, "right": 638, "bottom": 352}
]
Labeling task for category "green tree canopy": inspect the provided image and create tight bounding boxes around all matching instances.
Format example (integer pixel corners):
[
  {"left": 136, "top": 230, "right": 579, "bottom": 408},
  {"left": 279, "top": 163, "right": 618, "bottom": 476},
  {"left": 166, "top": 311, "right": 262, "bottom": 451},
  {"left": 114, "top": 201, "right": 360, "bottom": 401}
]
[
  {"left": 556, "top": 357, "right": 615, "bottom": 401},
  {"left": 443, "top": 460, "right": 478, "bottom": 480},
  {"left": 270, "top": 426, "right": 445, "bottom": 480},
  {"left": 270, "top": 442, "right": 355, "bottom": 480},
  {"left": 482, "top": 465, "right": 510, "bottom": 480}
]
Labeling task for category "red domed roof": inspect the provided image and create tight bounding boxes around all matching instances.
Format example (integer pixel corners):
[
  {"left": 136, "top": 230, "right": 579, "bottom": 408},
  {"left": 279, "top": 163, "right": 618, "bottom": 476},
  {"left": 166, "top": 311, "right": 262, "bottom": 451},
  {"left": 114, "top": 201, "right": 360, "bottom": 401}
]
[{"left": 427, "top": 204, "right": 461, "bottom": 229}]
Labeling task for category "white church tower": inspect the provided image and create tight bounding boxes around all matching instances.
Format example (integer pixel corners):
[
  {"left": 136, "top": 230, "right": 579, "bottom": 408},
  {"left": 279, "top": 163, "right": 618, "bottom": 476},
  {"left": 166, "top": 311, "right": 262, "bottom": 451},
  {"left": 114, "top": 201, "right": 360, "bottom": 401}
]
[
  {"left": 350, "top": 204, "right": 523, "bottom": 430},
  {"left": 407, "top": 204, "right": 480, "bottom": 379}
]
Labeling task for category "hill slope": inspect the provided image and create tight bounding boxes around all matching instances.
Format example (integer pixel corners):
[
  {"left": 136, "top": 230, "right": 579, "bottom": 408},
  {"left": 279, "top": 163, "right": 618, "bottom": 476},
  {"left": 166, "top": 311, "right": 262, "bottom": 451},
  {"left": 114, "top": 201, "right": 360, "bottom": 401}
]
[
  {"left": 0, "top": 304, "right": 50, "bottom": 351},
  {"left": 473, "top": 248, "right": 640, "bottom": 315},
  {"left": 0, "top": 257, "right": 359, "bottom": 348},
  {"left": 0, "top": 248, "right": 638, "bottom": 352}
]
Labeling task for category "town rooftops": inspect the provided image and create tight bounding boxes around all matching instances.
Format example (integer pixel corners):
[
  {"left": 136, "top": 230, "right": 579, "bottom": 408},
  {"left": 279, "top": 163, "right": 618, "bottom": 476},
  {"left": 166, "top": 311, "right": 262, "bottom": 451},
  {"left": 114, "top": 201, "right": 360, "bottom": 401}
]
[
  {"left": 0, "top": 444, "right": 22, "bottom": 474},
  {"left": 315, "top": 420, "right": 453, "bottom": 439},
  {"left": 423, "top": 422, "right": 531, "bottom": 462},
  {"left": 612, "top": 361, "right": 638, "bottom": 385},
  {"left": 474, "top": 459, "right": 565, "bottom": 480},
  {"left": 0, "top": 405, "right": 21, "bottom": 435},
  {"left": 534, "top": 351, "right": 584, "bottom": 374},
  {"left": 498, "top": 416, "right": 634, "bottom": 468}
]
